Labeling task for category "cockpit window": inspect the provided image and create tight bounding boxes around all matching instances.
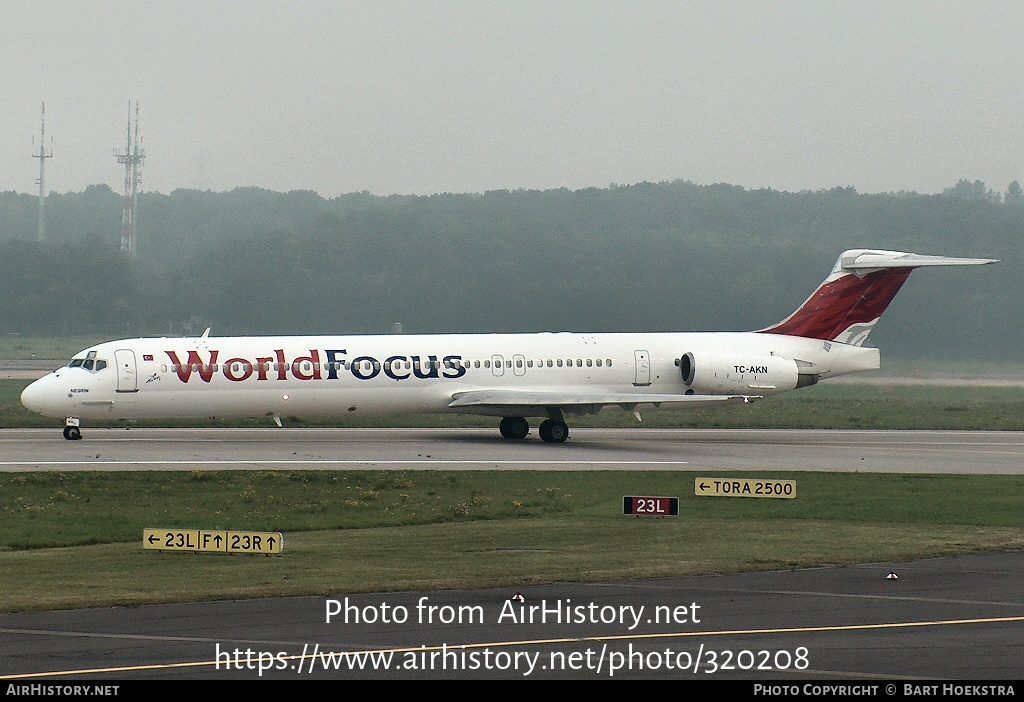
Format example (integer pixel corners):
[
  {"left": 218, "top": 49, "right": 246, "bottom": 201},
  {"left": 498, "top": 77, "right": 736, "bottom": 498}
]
[{"left": 69, "top": 358, "right": 108, "bottom": 371}]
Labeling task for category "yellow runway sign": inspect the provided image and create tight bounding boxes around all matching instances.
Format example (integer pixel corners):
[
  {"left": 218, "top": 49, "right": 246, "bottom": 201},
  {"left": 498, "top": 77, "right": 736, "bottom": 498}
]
[
  {"left": 144, "top": 529, "right": 199, "bottom": 551},
  {"left": 695, "top": 478, "right": 796, "bottom": 499},
  {"left": 227, "top": 531, "right": 283, "bottom": 554},
  {"left": 198, "top": 531, "right": 228, "bottom": 553},
  {"left": 144, "top": 529, "right": 284, "bottom": 554}
]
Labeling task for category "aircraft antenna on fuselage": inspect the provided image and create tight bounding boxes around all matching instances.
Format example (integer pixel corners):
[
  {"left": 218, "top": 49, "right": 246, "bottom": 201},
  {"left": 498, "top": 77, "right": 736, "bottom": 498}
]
[{"left": 201, "top": 327, "right": 211, "bottom": 339}]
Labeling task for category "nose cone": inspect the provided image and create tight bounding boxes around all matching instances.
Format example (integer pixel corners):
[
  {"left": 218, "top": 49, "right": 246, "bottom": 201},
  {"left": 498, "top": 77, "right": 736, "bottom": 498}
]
[{"left": 21, "top": 375, "right": 65, "bottom": 417}]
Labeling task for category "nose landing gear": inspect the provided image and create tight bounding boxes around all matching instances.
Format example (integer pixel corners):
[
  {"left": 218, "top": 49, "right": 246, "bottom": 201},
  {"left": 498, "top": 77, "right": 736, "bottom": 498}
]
[{"left": 63, "top": 418, "right": 82, "bottom": 441}]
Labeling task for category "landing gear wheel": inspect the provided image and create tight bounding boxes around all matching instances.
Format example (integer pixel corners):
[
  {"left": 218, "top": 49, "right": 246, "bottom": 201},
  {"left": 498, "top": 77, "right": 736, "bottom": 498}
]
[
  {"left": 499, "top": 417, "right": 530, "bottom": 440},
  {"left": 63, "top": 426, "right": 82, "bottom": 441},
  {"left": 538, "top": 419, "right": 568, "bottom": 443}
]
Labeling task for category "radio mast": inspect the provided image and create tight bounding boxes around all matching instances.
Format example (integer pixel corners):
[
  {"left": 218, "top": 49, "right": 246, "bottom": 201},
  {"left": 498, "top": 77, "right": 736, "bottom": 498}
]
[
  {"left": 113, "top": 102, "right": 145, "bottom": 256},
  {"left": 32, "top": 102, "right": 53, "bottom": 242}
]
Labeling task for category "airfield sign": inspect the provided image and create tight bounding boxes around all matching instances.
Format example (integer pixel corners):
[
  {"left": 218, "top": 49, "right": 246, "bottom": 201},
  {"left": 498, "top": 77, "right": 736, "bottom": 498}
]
[
  {"left": 695, "top": 478, "right": 796, "bottom": 499},
  {"left": 623, "top": 496, "right": 679, "bottom": 516},
  {"left": 144, "top": 529, "right": 200, "bottom": 551},
  {"left": 144, "top": 529, "right": 284, "bottom": 554},
  {"left": 227, "top": 531, "right": 283, "bottom": 554},
  {"left": 198, "top": 531, "right": 228, "bottom": 553}
]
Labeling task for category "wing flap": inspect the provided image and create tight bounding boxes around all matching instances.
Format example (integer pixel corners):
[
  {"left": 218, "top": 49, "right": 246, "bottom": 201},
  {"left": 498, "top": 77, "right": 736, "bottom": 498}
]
[{"left": 449, "top": 390, "right": 757, "bottom": 411}]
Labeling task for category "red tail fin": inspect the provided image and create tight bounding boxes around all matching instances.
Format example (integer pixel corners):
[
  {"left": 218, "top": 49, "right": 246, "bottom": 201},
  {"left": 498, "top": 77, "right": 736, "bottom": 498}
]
[{"left": 759, "top": 250, "right": 997, "bottom": 346}]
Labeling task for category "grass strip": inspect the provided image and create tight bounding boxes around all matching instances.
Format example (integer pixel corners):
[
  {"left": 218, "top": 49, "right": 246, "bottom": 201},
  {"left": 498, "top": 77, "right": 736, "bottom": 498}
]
[
  {"left": 2, "top": 519, "right": 1021, "bottom": 612},
  {"left": 1, "top": 470, "right": 1023, "bottom": 611}
]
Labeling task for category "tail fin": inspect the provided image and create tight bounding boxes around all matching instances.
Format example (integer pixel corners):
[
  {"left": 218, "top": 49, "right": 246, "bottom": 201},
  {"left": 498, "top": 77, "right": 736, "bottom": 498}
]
[{"left": 759, "top": 249, "right": 997, "bottom": 346}]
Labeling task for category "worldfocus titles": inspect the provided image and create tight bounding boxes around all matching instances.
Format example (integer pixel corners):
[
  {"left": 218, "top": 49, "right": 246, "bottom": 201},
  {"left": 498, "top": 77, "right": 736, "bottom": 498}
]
[{"left": 163, "top": 349, "right": 467, "bottom": 384}]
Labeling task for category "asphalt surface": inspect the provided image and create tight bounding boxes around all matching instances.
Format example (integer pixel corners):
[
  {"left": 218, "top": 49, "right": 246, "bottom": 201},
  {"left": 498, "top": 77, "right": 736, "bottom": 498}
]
[
  {"left": 0, "top": 359, "right": 61, "bottom": 380},
  {"left": 1, "top": 427, "right": 1023, "bottom": 474},
  {"left": 1, "top": 552, "right": 1022, "bottom": 680},
  {"left": 1, "top": 428, "right": 1021, "bottom": 681}
]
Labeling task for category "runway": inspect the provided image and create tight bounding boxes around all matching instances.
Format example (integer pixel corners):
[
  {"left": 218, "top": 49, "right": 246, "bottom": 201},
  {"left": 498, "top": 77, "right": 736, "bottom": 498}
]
[
  {"left": 1, "top": 551, "right": 1022, "bottom": 680},
  {"left": 1, "top": 427, "right": 1023, "bottom": 473}
]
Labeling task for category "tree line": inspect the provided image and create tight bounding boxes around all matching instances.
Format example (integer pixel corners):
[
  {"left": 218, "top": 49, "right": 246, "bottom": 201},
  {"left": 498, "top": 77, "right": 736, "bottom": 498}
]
[{"left": 0, "top": 180, "right": 1020, "bottom": 360}]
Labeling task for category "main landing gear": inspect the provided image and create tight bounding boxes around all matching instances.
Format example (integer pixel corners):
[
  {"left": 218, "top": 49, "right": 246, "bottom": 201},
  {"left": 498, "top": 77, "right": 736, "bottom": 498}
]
[
  {"left": 499, "top": 416, "right": 530, "bottom": 440},
  {"left": 63, "top": 417, "right": 82, "bottom": 441},
  {"left": 499, "top": 410, "right": 569, "bottom": 444},
  {"left": 538, "top": 418, "right": 568, "bottom": 443}
]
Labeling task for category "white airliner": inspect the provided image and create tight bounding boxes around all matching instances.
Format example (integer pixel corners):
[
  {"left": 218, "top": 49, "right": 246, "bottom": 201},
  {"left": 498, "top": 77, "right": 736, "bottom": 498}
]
[{"left": 21, "top": 249, "right": 995, "bottom": 442}]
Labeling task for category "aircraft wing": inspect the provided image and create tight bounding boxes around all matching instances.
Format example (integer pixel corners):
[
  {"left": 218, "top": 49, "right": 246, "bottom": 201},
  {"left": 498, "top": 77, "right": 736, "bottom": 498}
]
[{"left": 448, "top": 390, "right": 758, "bottom": 413}]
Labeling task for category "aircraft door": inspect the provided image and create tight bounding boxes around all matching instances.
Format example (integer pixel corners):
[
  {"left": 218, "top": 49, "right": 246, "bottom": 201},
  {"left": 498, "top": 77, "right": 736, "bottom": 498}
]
[
  {"left": 513, "top": 354, "right": 526, "bottom": 377},
  {"left": 633, "top": 350, "right": 651, "bottom": 386},
  {"left": 115, "top": 349, "right": 139, "bottom": 393},
  {"left": 491, "top": 355, "right": 505, "bottom": 377}
]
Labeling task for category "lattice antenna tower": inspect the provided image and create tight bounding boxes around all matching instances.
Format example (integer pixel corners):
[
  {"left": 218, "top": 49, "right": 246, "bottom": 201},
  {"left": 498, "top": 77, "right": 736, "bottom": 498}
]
[
  {"left": 32, "top": 102, "right": 53, "bottom": 242},
  {"left": 113, "top": 102, "right": 145, "bottom": 255}
]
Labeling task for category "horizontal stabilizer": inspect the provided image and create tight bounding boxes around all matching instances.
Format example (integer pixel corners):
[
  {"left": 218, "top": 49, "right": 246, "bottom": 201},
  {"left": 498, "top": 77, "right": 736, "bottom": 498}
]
[{"left": 840, "top": 251, "right": 998, "bottom": 272}]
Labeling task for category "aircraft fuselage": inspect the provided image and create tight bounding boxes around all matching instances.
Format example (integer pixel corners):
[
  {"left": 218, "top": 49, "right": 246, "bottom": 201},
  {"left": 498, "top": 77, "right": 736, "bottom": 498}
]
[{"left": 21, "top": 330, "right": 877, "bottom": 422}]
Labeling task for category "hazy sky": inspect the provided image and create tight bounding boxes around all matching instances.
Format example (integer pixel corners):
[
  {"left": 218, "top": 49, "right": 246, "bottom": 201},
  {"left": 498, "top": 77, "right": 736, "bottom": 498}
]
[{"left": 1, "top": 2, "right": 1022, "bottom": 197}]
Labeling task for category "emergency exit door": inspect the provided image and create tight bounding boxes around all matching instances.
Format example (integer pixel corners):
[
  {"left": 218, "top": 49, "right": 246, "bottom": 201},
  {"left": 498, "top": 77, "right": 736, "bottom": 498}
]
[{"left": 633, "top": 350, "right": 651, "bottom": 386}]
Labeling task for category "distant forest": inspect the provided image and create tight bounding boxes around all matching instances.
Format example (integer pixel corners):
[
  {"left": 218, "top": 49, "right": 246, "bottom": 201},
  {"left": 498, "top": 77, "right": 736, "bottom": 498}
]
[{"left": 0, "top": 179, "right": 1021, "bottom": 360}]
